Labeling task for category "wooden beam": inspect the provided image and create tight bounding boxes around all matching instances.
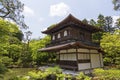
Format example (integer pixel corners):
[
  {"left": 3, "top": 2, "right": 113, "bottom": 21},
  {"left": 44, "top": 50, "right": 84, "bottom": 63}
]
[
  {"left": 89, "top": 49, "right": 92, "bottom": 69},
  {"left": 99, "top": 53, "right": 102, "bottom": 67},
  {"left": 76, "top": 48, "right": 78, "bottom": 70}
]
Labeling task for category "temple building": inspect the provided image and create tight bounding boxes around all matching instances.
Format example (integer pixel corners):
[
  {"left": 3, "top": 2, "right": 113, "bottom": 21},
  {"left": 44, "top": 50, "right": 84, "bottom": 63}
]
[{"left": 39, "top": 14, "right": 103, "bottom": 73}]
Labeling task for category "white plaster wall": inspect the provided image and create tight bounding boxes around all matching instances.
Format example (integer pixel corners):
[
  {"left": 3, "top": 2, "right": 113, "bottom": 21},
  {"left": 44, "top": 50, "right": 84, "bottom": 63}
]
[
  {"left": 60, "top": 54, "right": 76, "bottom": 61},
  {"left": 60, "top": 54, "right": 64, "bottom": 60},
  {"left": 78, "top": 54, "right": 90, "bottom": 59},
  {"left": 68, "top": 49, "right": 76, "bottom": 52},
  {"left": 60, "top": 50, "right": 67, "bottom": 53},
  {"left": 78, "top": 63, "right": 90, "bottom": 70},
  {"left": 91, "top": 54, "right": 100, "bottom": 68},
  {"left": 90, "top": 50, "right": 98, "bottom": 53},
  {"left": 63, "top": 54, "right": 68, "bottom": 60},
  {"left": 78, "top": 48, "right": 89, "bottom": 53},
  {"left": 71, "top": 54, "right": 76, "bottom": 60}
]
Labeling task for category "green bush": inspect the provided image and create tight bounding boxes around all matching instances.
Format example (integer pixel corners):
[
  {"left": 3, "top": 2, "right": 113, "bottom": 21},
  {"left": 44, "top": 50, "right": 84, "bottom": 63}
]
[
  {"left": 93, "top": 68, "right": 120, "bottom": 80},
  {"left": 76, "top": 72, "right": 91, "bottom": 80},
  {"left": 8, "top": 67, "right": 92, "bottom": 80},
  {"left": 0, "top": 63, "right": 8, "bottom": 79},
  {"left": 9, "top": 76, "right": 30, "bottom": 80},
  {"left": 45, "top": 66, "right": 62, "bottom": 74}
]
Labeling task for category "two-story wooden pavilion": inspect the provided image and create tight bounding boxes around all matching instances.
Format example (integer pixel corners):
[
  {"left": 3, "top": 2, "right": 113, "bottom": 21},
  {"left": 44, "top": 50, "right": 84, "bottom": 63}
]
[{"left": 39, "top": 14, "right": 103, "bottom": 73}]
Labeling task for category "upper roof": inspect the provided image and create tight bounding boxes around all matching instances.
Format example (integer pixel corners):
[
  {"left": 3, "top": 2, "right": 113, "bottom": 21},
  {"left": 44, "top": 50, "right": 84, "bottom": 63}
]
[{"left": 42, "top": 14, "right": 102, "bottom": 34}]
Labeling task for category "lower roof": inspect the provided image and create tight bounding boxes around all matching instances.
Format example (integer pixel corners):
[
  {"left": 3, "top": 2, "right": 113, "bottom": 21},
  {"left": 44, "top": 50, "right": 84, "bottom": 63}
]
[{"left": 38, "top": 41, "right": 100, "bottom": 52}]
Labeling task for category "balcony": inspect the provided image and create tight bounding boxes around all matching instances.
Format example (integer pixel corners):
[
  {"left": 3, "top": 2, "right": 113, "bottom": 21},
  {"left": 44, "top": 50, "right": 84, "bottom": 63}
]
[{"left": 46, "top": 36, "right": 99, "bottom": 48}]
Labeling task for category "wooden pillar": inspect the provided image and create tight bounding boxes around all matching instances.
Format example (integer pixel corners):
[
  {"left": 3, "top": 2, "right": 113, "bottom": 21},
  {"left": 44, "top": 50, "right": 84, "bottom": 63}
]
[
  {"left": 89, "top": 49, "right": 92, "bottom": 69},
  {"left": 76, "top": 48, "right": 78, "bottom": 71},
  {"left": 99, "top": 52, "right": 102, "bottom": 67},
  {"left": 58, "top": 50, "right": 60, "bottom": 65}
]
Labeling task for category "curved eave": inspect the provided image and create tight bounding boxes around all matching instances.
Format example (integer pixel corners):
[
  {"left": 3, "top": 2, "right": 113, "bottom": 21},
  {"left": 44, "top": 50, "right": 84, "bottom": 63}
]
[{"left": 38, "top": 41, "right": 100, "bottom": 52}]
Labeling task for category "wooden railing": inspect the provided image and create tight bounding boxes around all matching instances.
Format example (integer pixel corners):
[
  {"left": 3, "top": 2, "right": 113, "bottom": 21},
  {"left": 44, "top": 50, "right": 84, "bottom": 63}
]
[{"left": 46, "top": 36, "right": 99, "bottom": 48}]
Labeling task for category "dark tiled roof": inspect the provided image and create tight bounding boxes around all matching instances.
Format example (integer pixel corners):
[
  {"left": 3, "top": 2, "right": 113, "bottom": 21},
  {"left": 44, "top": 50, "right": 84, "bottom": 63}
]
[{"left": 42, "top": 14, "right": 102, "bottom": 34}]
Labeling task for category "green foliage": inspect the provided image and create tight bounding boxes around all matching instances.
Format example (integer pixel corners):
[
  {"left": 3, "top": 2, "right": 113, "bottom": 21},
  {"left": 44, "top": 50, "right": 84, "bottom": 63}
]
[
  {"left": 92, "top": 32, "right": 103, "bottom": 43},
  {"left": 0, "top": 18, "right": 23, "bottom": 68},
  {"left": 45, "top": 66, "right": 62, "bottom": 74},
  {"left": 0, "top": 63, "right": 8, "bottom": 79},
  {"left": 91, "top": 14, "right": 115, "bottom": 43},
  {"left": 0, "top": 63, "right": 7, "bottom": 74},
  {"left": 82, "top": 18, "right": 88, "bottom": 24},
  {"left": 115, "top": 18, "right": 120, "bottom": 30},
  {"left": 76, "top": 72, "right": 91, "bottom": 80},
  {"left": 27, "top": 66, "right": 62, "bottom": 80},
  {"left": 8, "top": 44, "right": 22, "bottom": 62},
  {"left": 113, "top": 0, "right": 120, "bottom": 11},
  {"left": 4, "top": 68, "right": 34, "bottom": 80},
  {"left": 0, "top": 0, "right": 27, "bottom": 29},
  {"left": 96, "top": 14, "right": 105, "bottom": 28},
  {"left": 30, "top": 36, "right": 56, "bottom": 65},
  {"left": 9, "top": 76, "right": 29, "bottom": 80},
  {"left": 97, "top": 14, "right": 114, "bottom": 32},
  {"left": 30, "top": 36, "right": 50, "bottom": 59},
  {"left": 6, "top": 67, "right": 91, "bottom": 80},
  {"left": 101, "top": 30, "right": 120, "bottom": 65},
  {"left": 93, "top": 68, "right": 120, "bottom": 80},
  {"left": 28, "top": 70, "right": 47, "bottom": 80},
  {"left": 89, "top": 19, "right": 97, "bottom": 26}
]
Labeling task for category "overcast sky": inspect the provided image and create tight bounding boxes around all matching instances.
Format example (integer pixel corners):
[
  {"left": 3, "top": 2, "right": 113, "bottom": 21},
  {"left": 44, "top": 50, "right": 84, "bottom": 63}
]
[{"left": 20, "top": 0, "right": 119, "bottom": 39}]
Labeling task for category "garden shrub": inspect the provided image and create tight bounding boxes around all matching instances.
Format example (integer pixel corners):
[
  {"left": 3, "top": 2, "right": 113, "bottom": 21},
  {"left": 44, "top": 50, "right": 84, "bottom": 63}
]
[
  {"left": 9, "top": 76, "right": 30, "bottom": 80},
  {"left": 0, "top": 63, "right": 8, "bottom": 79},
  {"left": 0, "top": 63, "right": 8, "bottom": 74},
  {"left": 8, "top": 66, "right": 92, "bottom": 80},
  {"left": 45, "top": 66, "right": 62, "bottom": 74},
  {"left": 76, "top": 72, "right": 91, "bottom": 80},
  {"left": 93, "top": 68, "right": 120, "bottom": 80}
]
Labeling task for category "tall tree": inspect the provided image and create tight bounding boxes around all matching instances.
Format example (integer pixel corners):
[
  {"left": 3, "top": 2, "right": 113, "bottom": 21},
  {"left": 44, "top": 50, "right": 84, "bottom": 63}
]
[
  {"left": 97, "top": 14, "right": 105, "bottom": 29},
  {"left": 104, "top": 16, "right": 114, "bottom": 32},
  {"left": 89, "top": 19, "right": 97, "bottom": 26},
  {"left": 113, "top": 0, "right": 120, "bottom": 10},
  {"left": 20, "top": 31, "right": 32, "bottom": 67},
  {"left": 92, "top": 15, "right": 115, "bottom": 43},
  {"left": 115, "top": 18, "right": 120, "bottom": 29},
  {"left": 82, "top": 18, "right": 88, "bottom": 24},
  {"left": 97, "top": 14, "right": 114, "bottom": 33},
  {"left": 0, "top": 19, "right": 23, "bottom": 67},
  {"left": 0, "top": 0, "right": 27, "bottom": 29}
]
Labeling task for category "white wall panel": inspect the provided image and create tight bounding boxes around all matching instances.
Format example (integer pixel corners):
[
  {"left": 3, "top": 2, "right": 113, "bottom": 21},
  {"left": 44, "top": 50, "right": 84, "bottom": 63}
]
[
  {"left": 71, "top": 54, "right": 76, "bottom": 60},
  {"left": 68, "top": 49, "right": 76, "bottom": 52},
  {"left": 90, "top": 50, "right": 98, "bottom": 53},
  {"left": 60, "top": 50, "right": 67, "bottom": 53},
  {"left": 78, "top": 63, "right": 90, "bottom": 70},
  {"left": 91, "top": 54, "right": 100, "bottom": 68},
  {"left": 60, "top": 54, "right": 64, "bottom": 60},
  {"left": 78, "top": 48, "right": 89, "bottom": 53}
]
